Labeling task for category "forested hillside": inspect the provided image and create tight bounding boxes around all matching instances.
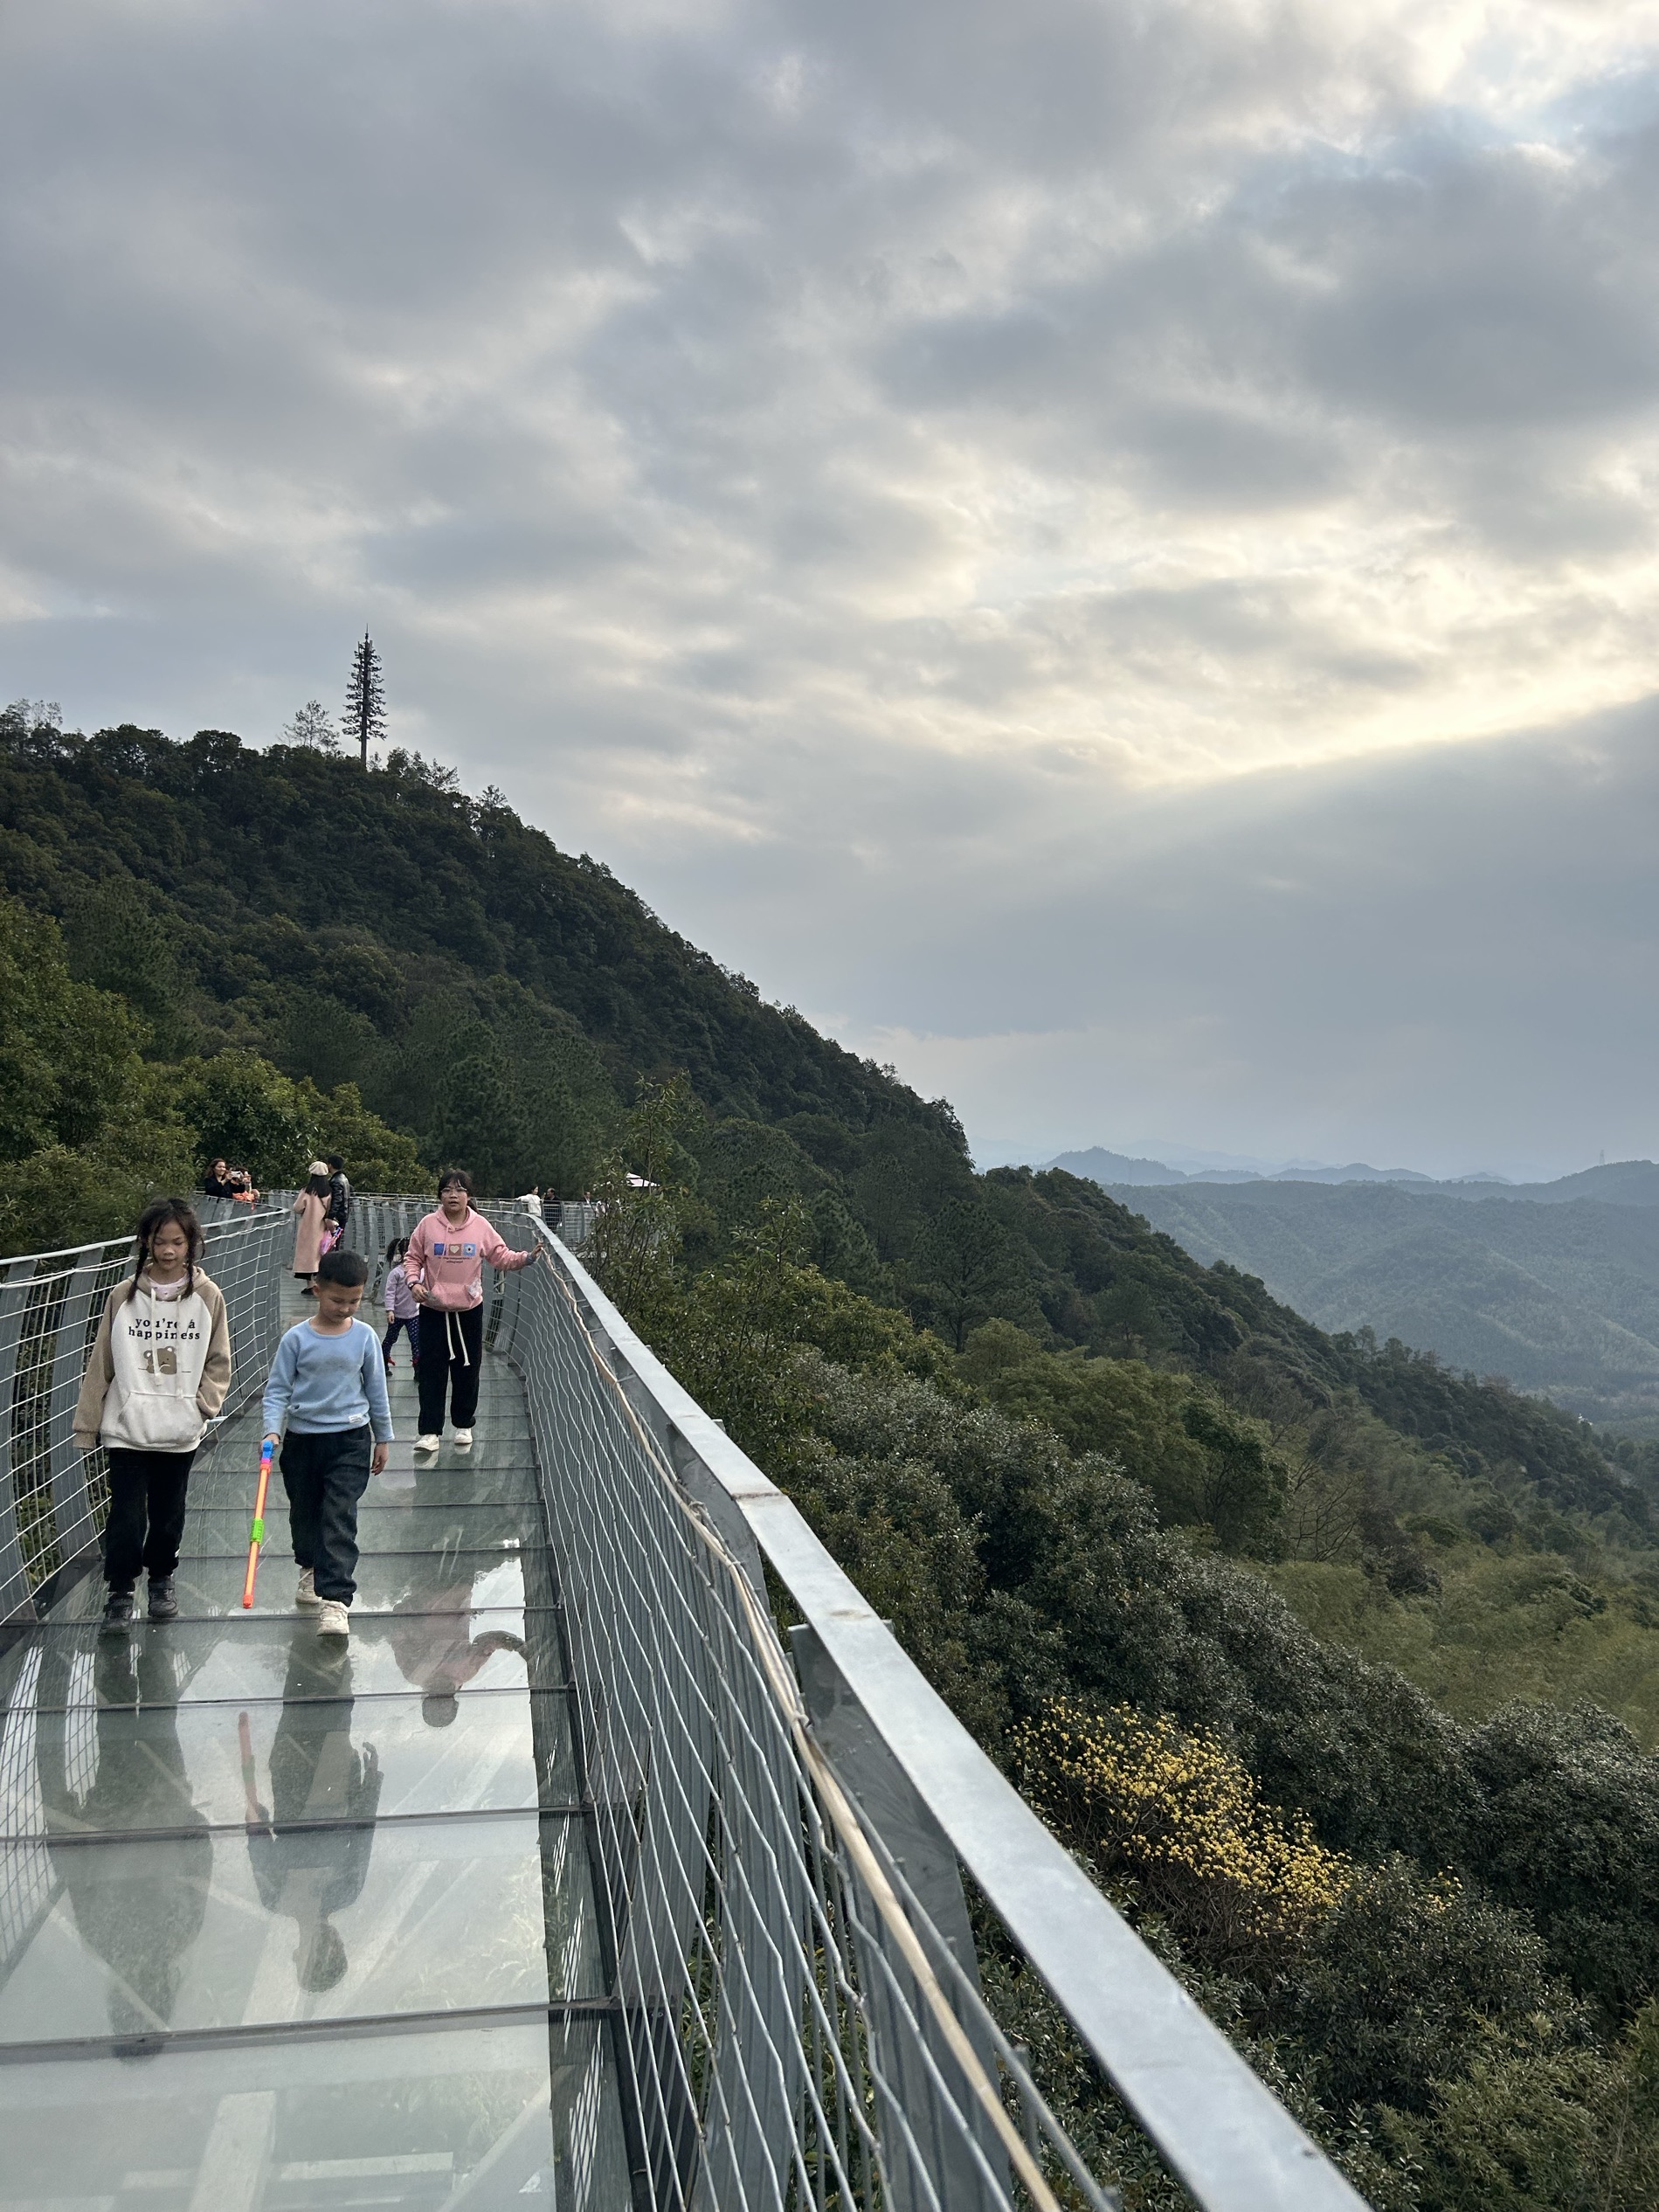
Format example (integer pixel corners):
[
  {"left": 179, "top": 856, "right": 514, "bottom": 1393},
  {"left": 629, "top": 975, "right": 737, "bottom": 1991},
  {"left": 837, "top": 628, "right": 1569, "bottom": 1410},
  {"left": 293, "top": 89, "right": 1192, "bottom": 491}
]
[
  {"left": 5, "top": 703, "right": 1658, "bottom": 2203},
  {"left": 1105, "top": 1176, "right": 1659, "bottom": 1430}
]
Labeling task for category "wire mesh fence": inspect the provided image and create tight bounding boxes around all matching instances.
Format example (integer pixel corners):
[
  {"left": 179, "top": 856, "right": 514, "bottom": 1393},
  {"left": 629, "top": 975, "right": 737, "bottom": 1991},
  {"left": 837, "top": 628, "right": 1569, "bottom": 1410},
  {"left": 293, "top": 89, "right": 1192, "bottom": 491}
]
[
  {"left": 0, "top": 1205, "right": 286, "bottom": 2011},
  {"left": 494, "top": 1214, "right": 1106, "bottom": 2212},
  {"left": 0, "top": 1206, "right": 286, "bottom": 1624}
]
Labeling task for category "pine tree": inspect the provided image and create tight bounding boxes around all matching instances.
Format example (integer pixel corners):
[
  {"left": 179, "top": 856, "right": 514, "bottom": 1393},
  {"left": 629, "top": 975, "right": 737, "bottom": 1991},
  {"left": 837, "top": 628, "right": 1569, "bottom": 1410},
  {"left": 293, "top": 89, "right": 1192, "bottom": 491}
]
[{"left": 342, "top": 633, "right": 386, "bottom": 769}]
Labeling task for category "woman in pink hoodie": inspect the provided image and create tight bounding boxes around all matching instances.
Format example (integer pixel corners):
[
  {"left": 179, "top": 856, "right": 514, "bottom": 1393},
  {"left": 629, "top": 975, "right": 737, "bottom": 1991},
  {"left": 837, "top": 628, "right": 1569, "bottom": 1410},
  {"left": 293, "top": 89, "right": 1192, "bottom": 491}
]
[{"left": 404, "top": 1170, "right": 539, "bottom": 1450}]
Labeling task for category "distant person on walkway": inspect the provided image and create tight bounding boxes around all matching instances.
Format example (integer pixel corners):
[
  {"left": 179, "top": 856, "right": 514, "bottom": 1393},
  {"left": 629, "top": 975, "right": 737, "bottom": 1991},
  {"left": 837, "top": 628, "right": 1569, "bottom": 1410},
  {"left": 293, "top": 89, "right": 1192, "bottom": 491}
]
[
  {"left": 73, "top": 1198, "right": 232, "bottom": 1629},
  {"left": 291, "top": 1165, "right": 331, "bottom": 1291},
  {"left": 404, "top": 1171, "right": 538, "bottom": 1454},
  {"left": 382, "top": 1236, "right": 420, "bottom": 1372},
  {"left": 327, "top": 1156, "right": 352, "bottom": 1232},
  {"left": 202, "top": 1158, "right": 236, "bottom": 1199},
  {"left": 516, "top": 1185, "right": 543, "bottom": 1218},
  {"left": 262, "top": 1246, "right": 393, "bottom": 1642}
]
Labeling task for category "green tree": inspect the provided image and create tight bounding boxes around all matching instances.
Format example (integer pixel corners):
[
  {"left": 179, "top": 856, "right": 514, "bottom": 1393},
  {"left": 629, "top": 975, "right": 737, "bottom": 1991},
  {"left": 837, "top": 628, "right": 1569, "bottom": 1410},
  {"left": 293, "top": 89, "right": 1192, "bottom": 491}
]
[
  {"left": 280, "top": 701, "right": 339, "bottom": 751},
  {"left": 62, "top": 875, "right": 190, "bottom": 1055},
  {"left": 170, "top": 1051, "right": 424, "bottom": 1191},
  {"left": 0, "top": 897, "right": 197, "bottom": 1252},
  {"left": 342, "top": 634, "right": 386, "bottom": 769},
  {"left": 907, "top": 1196, "right": 1025, "bottom": 1351}
]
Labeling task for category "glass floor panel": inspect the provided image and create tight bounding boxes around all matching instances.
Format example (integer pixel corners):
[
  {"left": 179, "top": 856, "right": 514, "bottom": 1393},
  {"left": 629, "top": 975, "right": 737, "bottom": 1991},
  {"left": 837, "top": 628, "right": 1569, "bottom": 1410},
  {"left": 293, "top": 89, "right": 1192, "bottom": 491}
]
[
  {"left": 188, "top": 1460, "right": 545, "bottom": 1511},
  {"left": 0, "top": 1338, "right": 628, "bottom": 2193},
  {"left": 1, "top": 1688, "right": 577, "bottom": 1835},
  {"left": 3, "top": 1610, "right": 563, "bottom": 1704},
  {"left": 0, "top": 2016, "right": 630, "bottom": 2212},
  {"left": 41, "top": 1554, "right": 550, "bottom": 1621},
  {"left": 365, "top": 1466, "right": 543, "bottom": 1505},
  {"left": 0, "top": 1809, "right": 608, "bottom": 2044},
  {"left": 183, "top": 1500, "right": 549, "bottom": 1549}
]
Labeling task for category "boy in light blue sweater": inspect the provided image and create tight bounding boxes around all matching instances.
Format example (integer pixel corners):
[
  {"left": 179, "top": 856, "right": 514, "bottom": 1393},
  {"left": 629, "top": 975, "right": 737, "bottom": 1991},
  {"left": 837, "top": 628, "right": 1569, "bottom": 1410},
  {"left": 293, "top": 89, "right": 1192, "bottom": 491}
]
[{"left": 262, "top": 1247, "right": 393, "bottom": 1640}]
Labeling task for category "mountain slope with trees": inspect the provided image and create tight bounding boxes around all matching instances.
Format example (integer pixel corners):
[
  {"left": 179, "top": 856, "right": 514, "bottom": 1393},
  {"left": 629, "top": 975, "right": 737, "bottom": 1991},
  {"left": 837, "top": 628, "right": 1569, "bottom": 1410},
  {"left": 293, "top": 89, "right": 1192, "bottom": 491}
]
[
  {"left": 1102, "top": 1176, "right": 1659, "bottom": 1429},
  {"left": 0, "top": 708, "right": 955, "bottom": 1202}
]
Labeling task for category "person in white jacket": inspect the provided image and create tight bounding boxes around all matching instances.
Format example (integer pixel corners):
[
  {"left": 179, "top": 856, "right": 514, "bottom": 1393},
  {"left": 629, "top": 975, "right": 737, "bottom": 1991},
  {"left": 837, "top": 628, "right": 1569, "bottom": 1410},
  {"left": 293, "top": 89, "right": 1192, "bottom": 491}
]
[{"left": 73, "top": 1198, "right": 232, "bottom": 1629}]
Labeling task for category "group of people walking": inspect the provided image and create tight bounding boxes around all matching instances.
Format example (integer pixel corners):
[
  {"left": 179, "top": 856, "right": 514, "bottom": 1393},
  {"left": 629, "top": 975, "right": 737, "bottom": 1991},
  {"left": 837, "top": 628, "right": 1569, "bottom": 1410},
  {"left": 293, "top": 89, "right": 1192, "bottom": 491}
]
[{"left": 73, "top": 1167, "right": 540, "bottom": 1640}]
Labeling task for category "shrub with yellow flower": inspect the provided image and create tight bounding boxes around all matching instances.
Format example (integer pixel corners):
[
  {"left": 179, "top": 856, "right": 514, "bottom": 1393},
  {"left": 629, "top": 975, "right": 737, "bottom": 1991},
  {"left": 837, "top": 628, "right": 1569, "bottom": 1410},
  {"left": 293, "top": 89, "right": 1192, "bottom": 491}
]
[{"left": 1015, "top": 1699, "right": 1351, "bottom": 1962}]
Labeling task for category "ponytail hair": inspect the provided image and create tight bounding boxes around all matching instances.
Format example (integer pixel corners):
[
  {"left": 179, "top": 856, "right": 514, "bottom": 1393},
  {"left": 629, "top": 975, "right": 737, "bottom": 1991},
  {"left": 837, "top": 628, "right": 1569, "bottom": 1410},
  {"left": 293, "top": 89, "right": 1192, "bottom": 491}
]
[{"left": 124, "top": 1197, "right": 205, "bottom": 1304}]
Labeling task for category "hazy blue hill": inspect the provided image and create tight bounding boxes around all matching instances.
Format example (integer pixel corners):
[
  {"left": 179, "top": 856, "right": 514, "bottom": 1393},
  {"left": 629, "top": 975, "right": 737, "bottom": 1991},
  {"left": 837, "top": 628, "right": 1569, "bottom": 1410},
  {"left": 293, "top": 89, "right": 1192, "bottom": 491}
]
[
  {"left": 1106, "top": 1176, "right": 1659, "bottom": 1427},
  {"left": 1044, "top": 1145, "right": 1195, "bottom": 1184},
  {"left": 1461, "top": 1158, "right": 1659, "bottom": 1206}
]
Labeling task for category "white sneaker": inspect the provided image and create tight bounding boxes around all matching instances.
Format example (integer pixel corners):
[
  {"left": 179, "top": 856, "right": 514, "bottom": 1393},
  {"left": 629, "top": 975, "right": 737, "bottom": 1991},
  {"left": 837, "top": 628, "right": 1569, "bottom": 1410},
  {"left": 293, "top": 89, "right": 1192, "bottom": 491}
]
[
  {"left": 317, "top": 1600, "right": 350, "bottom": 1639},
  {"left": 296, "top": 1567, "right": 321, "bottom": 1608},
  {"left": 453, "top": 1427, "right": 474, "bottom": 1448},
  {"left": 414, "top": 1433, "right": 440, "bottom": 1453}
]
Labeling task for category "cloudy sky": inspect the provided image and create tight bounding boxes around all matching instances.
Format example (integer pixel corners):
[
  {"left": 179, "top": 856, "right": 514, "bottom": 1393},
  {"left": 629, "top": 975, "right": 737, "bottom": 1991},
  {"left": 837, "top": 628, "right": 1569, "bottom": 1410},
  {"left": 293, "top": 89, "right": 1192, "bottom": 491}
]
[{"left": 6, "top": 0, "right": 1659, "bottom": 1178}]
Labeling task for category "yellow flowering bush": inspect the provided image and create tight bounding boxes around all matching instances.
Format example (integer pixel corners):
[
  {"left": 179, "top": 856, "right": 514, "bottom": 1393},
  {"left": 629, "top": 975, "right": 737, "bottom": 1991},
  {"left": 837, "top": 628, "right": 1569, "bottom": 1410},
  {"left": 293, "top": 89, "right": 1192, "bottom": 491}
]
[{"left": 1016, "top": 1699, "right": 1351, "bottom": 1959}]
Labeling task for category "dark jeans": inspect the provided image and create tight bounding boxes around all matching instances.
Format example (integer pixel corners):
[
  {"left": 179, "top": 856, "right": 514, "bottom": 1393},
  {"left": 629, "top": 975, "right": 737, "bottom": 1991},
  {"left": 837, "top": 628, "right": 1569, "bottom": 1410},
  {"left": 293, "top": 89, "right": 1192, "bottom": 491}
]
[
  {"left": 382, "top": 1313, "right": 419, "bottom": 1365},
  {"left": 104, "top": 1447, "right": 197, "bottom": 1590},
  {"left": 280, "top": 1427, "right": 373, "bottom": 1604},
  {"left": 417, "top": 1303, "right": 485, "bottom": 1434}
]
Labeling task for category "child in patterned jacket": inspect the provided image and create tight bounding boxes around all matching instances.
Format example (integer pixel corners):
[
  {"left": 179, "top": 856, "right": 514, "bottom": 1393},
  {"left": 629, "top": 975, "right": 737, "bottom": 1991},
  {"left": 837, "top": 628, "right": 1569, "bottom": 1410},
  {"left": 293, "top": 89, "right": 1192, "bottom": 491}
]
[{"left": 381, "top": 1237, "right": 420, "bottom": 1372}]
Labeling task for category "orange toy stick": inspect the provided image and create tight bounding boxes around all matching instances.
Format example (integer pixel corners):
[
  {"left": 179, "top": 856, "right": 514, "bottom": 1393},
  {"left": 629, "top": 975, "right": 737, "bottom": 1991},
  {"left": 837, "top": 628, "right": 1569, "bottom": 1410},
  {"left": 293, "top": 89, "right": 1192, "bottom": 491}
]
[{"left": 241, "top": 1438, "right": 274, "bottom": 1608}]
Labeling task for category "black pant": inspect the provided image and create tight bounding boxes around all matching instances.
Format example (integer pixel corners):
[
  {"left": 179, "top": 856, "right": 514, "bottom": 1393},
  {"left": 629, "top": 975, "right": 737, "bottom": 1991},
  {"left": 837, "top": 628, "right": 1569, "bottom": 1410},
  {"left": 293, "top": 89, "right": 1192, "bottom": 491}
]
[
  {"left": 280, "top": 1427, "right": 373, "bottom": 1604},
  {"left": 382, "top": 1314, "right": 418, "bottom": 1365},
  {"left": 417, "top": 1304, "right": 484, "bottom": 1433},
  {"left": 104, "top": 1448, "right": 197, "bottom": 1589}
]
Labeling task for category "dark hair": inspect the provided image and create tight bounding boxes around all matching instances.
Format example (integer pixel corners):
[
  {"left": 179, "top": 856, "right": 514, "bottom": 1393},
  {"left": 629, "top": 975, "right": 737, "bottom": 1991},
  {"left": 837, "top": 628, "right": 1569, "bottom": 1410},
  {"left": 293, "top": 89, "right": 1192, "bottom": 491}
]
[
  {"left": 326, "top": 1155, "right": 345, "bottom": 1173},
  {"left": 421, "top": 1692, "right": 460, "bottom": 1729},
  {"left": 316, "top": 1247, "right": 369, "bottom": 1289},
  {"left": 307, "top": 1172, "right": 332, "bottom": 1199},
  {"left": 125, "top": 1198, "right": 204, "bottom": 1304},
  {"left": 438, "top": 1168, "right": 474, "bottom": 1196},
  {"left": 385, "top": 1235, "right": 409, "bottom": 1262}
]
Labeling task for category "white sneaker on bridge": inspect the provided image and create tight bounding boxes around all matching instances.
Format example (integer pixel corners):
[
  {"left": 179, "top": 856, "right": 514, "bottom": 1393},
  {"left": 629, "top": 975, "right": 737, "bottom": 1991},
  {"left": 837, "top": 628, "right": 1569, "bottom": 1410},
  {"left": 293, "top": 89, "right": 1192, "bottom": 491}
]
[
  {"left": 453, "top": 1428, "right": 474, "bottom": 1448},
  {"left": 317, "top": 1600, "right": 349, "bottom": 1639},
  {"left": 296, "top": 1567, "right": 321, "bottom": 1608},
  {"left": 414, "top": 1433, "right": 440, "bottom": 1453}
]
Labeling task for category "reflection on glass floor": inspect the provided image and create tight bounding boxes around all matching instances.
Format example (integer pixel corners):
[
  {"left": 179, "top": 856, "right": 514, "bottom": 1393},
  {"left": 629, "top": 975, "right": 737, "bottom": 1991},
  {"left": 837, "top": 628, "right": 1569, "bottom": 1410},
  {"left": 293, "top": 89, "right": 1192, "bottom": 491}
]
[{"left": 0, "top": 1331, "right": 632, "bottom": 2209}]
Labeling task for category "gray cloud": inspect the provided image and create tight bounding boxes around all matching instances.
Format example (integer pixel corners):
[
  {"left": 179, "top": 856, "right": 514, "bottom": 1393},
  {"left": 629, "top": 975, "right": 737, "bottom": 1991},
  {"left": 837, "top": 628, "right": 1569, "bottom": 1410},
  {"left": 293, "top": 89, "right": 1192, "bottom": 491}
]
[{"left": 4, "top": 0, "right": 1659, "bottom": 1171}]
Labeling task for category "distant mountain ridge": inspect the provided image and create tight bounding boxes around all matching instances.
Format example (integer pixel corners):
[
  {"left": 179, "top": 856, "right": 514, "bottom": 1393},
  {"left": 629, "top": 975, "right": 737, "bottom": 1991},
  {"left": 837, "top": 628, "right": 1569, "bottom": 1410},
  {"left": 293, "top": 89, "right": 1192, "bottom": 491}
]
[
  {"left": 1047, "top": 1144, "right": 1444, "bottom": 1188},
  {"left": 1048, "top": 1144, "right": 1659, "bottom": 1206},
  {"left": 1093, "top": 1172, "right": 1659, "bottom": 1430}
]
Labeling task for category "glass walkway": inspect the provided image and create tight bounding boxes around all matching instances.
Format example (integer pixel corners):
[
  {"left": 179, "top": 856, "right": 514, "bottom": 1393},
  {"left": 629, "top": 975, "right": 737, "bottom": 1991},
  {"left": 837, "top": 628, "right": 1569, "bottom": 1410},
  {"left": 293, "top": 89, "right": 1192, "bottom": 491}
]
[{"left": 0, "top": 1278, "right": 631, "bottom": 2209}]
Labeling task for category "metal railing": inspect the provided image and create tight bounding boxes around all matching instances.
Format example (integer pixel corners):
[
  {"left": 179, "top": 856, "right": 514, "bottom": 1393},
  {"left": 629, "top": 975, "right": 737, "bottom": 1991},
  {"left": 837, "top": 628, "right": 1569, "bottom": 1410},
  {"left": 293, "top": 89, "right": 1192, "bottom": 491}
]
[
  {"left": 0, "top": 1206, "right": 286, "bottom": 1625},
  {"left": 486, "top": 1220, "right": 1369, "bottom": 2212}
]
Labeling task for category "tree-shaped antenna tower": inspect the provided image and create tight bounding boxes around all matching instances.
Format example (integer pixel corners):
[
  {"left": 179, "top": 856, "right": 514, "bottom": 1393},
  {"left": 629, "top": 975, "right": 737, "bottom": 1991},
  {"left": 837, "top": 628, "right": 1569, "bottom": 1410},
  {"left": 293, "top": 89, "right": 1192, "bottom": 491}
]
[{"left": 343, "top": 633, "right": 386, "bottom": 768}]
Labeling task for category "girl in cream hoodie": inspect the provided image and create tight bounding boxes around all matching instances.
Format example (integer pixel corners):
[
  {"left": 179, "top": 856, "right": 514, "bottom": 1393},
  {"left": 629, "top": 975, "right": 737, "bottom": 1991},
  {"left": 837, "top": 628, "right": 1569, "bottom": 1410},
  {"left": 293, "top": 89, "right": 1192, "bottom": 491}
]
[{"left": 73, "top": 1198, "right": 232, "bottom": 1628}]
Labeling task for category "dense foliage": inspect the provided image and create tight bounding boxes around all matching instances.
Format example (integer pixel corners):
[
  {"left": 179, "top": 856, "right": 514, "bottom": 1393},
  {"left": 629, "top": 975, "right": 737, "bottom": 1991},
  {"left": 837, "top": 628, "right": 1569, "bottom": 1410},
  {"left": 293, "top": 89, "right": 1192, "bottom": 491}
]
[
  {"left": 0, "top": 708, "right": 949, "bottom": 1202},
  {"left": 585, "top": 1118, "right": 1659, "bottom": 2208}
]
